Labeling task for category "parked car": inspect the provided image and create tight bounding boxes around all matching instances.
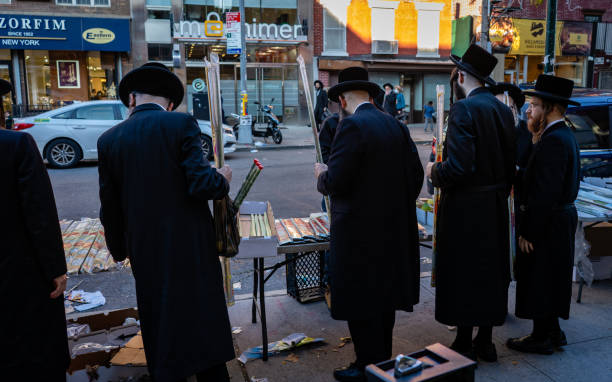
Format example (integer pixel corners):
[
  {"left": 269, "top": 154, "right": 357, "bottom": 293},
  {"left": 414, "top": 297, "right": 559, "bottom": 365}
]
[
  {"left": 426, "top": 88, "right": 612, "bottom": 194},
  {"left": 13, "top": 100, "right": 236, "bottom": 168}
]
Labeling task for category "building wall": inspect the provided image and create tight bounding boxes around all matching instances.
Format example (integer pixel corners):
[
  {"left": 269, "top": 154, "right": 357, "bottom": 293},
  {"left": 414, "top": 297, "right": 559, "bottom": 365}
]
[
  {"left": 0, "top": 0, "right": 130, "bottom": 17},
  {"left": 454, "top": 0, "right": 481, "bottom": 19},
  {"left": 346, "top": 0, "right": 371, "bottom": 55},
  {"left": 508, "top": 0, "right": 612, "bottom": 22}
]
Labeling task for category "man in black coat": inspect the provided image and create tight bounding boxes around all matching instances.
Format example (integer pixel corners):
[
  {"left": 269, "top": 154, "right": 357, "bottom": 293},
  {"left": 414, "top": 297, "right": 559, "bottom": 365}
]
[
  {"left": 97, "top": 63, "right": 234, "bottom": 382},
  {"left": 1, "top": 101, "right": 70, "bottom": 379},
  {"left": 315, "top": 67, "right": 424, "bottom": 382},
  {"left": 426, "top": 45, "right": 517, "bottom": 362},
  {"left": 382, "top": 83, "right": 397, "bottom": 116},
  {"left": 507, "top": 75, "right": 580, "bottom": 355},
  {"left": 314, "top": 80, "right": 328, "bottom": 129}
]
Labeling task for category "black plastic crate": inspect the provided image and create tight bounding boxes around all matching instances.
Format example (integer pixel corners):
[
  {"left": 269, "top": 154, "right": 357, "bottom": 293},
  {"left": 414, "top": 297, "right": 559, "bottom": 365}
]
[{"left": 286, "top": 250, "right": 324, "bottom": 303}]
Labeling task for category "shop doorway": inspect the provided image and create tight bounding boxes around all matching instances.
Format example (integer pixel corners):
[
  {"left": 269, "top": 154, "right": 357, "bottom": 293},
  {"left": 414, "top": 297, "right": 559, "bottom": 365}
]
[
  {"left": 0, "top": 61, "right": 14, "bottom": 121},
  {"left": 240, "top": 64, "right": 298, "bottom": 124}
]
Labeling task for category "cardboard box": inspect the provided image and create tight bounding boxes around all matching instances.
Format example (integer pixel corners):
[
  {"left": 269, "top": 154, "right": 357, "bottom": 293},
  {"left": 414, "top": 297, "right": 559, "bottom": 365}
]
[
  {"left": 584, "top": 222, "right": 612, "bottom": 258},
  {"left": 65, "top": 308, "right": 147, "bottom": 381},
  {"left": 236, "top": 201, "right": 279, "bottom": 259}
]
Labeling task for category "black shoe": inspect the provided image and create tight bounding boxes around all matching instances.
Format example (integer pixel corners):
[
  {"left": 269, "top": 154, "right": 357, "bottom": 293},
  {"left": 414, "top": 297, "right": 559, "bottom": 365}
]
[
  {"left": 550, "top": 330, "right": 567, "bottom": 347},
  {"left": 473, "top": 340, "right": 497, "bottom": 362},
  {"left": 507, "top": 335, "right": 554, "bottom": 355},
  {"left": 333, "top": 363, "right": 365, "bottom": 382},
  {"left": 450, "top": 341, "right": 477, "bottom": 362}
]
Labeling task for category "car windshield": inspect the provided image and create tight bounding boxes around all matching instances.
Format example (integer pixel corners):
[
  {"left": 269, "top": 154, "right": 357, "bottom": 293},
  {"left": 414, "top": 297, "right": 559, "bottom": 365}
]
[{"left": 566, "top": 105, "right": 610, "bottom": 150}]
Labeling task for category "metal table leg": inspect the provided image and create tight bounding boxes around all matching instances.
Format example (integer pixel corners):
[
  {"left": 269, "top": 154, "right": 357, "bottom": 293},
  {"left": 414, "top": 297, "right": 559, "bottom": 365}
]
[
  {"left": 259, "top": 257, "right": 268, "bottom": 361},
  {"left": 252, "top": 258, "right": 258, "bottom": 324}
]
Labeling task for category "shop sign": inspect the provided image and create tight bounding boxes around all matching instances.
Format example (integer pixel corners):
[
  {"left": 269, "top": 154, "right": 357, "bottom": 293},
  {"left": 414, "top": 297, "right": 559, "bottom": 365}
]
[
  {"left": 192, "top": 78, "right": 206, "bottom": 92},
  {"left": 560, "top": 22, "right": 591, "bottom": 56},
  {"left": 0, "top": 15, "right": 130, "bottom": 51},
  {"left": 509, "top": 19, "right": 562, "bottom": 56},
  {"left": 174, "top": 12, "right": 306, "bottom": 42}
]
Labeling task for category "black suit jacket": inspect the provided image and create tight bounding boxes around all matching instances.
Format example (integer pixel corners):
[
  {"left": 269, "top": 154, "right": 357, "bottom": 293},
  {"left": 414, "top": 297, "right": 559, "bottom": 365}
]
[
  {"left": 317, "top": 103, "right": 424, "bottom": 320},
  {"left": 314, "top": 88, "right": 328, "bottom": 124},
  {"left": 431, "top": 86, "right": 517, "bottom": 326},
  {"left": 319, "top": 113, "right": 339, "bottom": 164},
  {"left": 0, "top": 130, "right": 69, "bottom": 373},
  {"left": 383, "top": 91, "right": 397, "bottom": 116},
  {"left": 97, "top": 103, "right": 234, "bottom": 381}
]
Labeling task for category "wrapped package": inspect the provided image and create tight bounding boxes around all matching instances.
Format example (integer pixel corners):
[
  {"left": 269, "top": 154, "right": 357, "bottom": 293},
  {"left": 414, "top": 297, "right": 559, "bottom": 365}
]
[
  {"left": 65, "top": 219, "right": 98, "bottom": 274},
  {"left": 280, "top": 219, "right": 302, "bottom": 241},
  {"left": 292, "top": 218, "right": 317, "bottom": 241},
  {"left": 275, "top": 220, "right": 292, "bottom": 245}
]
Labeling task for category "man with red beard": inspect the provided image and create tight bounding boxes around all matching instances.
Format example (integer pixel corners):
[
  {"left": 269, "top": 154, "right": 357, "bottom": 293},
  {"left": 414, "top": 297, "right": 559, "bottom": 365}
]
[{"left": 507, "top": 75, "right": 580, "bottom": 355}]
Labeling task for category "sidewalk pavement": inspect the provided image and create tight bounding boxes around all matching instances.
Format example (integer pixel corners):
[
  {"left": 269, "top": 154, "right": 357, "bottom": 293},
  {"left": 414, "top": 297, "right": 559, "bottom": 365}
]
[
  {"left": 226, "top": 279, "right": 612, "bottom": 381},
  {"left": 234, "top": 123, "right": 434, "bottom": 152}
]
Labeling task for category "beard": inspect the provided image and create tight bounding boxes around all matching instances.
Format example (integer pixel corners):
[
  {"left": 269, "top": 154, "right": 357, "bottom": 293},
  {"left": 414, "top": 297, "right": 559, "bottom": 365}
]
[
  {"left": 452, "top": 80, "right": 466, "bottom": 102},
  {"left": 527, "top": 113, "right": 547, "bottom": 143}
]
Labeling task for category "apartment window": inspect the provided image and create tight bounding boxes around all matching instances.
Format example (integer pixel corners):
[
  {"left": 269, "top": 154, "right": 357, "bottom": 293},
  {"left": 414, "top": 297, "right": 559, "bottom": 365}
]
[
  {"left": 415, "top": 2, "right": 444, "bottom": 58},
  {"left": 57, "top": 0, "right": 110, "bottom": 6},
  {"left": 0, "top": 0, "right": 10, "bottom": 4},
  {"left": 323, "top": 8, "right": 347, "bottom": 55},
  {"left": 148, "top": 44, "right": 173, "bottom": 61}
]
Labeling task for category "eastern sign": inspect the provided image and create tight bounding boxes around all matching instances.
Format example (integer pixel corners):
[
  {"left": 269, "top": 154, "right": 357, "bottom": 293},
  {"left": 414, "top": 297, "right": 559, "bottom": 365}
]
[
  {"left": 0, "top": 15, "right": 130, "bottom": 51},
  {"left": 174, "top": 12, "right": 306, "bottom": 42}
]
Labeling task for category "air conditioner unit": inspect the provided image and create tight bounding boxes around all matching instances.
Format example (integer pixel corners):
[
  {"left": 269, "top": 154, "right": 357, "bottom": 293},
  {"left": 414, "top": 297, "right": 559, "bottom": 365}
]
[{"left": 372, "top": 40, "right": 399, "bottom": 55}]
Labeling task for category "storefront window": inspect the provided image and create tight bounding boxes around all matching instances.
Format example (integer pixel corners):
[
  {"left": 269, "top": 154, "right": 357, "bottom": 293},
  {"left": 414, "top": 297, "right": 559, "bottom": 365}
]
[
  {"left": 87, "top": 52, "right": 118, "bottom": 100},
  {"left": 25, "top": 50, "right": 52, "bottom": 106},
  {"left": 185, "top": 43, "right": 296, "bottom": 63},
  {"left": 148, "top": 44, "right": 173, "bottom": 61},
  {"left": 0, "top": 49, "right": 12, "bottom": 116},
  {"left": 556, "top": 56, "right": 586, "bottom": 87},
  {"left": 183, "top": 1, "right": 297, "bottom": 25}
]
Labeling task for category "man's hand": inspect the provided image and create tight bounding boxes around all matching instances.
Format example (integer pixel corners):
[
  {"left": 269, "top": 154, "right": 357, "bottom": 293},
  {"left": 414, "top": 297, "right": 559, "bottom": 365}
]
[
  {"left": 50, "top": 274, "right": 67, "bottom": 299},
  {"left": 217, "top": 165, "right": 232, "bottom": 183},
  {"left": 518, "top": 236, "right": 534, "bottom": 254},
  {"left": 426, "top": 162, "right": 435, "bottom": 178},
  {"left": 314, "top": 162, "right": 328, "bottom": 179}
]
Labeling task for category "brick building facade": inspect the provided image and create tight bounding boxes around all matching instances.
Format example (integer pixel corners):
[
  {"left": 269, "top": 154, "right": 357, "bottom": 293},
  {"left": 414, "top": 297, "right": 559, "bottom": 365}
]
[{"left": 314, "top": 0, "right": 454, "bottom": 123}]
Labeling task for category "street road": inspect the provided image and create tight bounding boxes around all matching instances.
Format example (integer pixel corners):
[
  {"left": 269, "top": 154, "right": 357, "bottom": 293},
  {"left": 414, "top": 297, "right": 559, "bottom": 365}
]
[{"left": 56, "top": 144, "right": 433, "bottom": 313}]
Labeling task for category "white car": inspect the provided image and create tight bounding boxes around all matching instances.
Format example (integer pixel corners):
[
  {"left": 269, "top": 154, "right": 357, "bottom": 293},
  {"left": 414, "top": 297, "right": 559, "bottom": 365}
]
[{"left": 13, "top": 100, "right": 236, "bottom": 168}]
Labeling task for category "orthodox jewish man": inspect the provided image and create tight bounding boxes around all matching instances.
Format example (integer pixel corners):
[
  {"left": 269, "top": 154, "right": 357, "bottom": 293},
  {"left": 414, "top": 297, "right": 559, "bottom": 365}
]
[
  {"left": 97, "top": 63, "right": 234, "bottom": 382},
  {"left": 426, "top": 44, "right": 516, "bottom": 362},
  {"left": 314, "top": 80, "right": 329, "bottom": 130},
  {"left": 315, "top": 67, "right": 424, "bottom": 382},
  {"left": 507, "top": 75, "right": 580, "bottom": 355}
]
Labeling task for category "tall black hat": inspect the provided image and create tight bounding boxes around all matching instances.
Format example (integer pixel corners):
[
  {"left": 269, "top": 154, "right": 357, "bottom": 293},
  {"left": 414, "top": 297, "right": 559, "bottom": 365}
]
[
  {"left": 383, "top": 83, "right": 393, "bottom": 89},
  {"left": 450, "top": 44, "right": 498, "bottom": 86},
  {"left": 328, "top": 67, "right": 383, "bottom": 103},
  {"left": 119, "top": 62, "right": 184, "bottom": 110},
  {"left": 523, "top": 74, "right": 580, "bottom": 106},
  {"left": 0, "top": 79, "right": 12, "bottom": 96},
  {"left": 490, "top": 82, "right": 525, "bottom": 108}
]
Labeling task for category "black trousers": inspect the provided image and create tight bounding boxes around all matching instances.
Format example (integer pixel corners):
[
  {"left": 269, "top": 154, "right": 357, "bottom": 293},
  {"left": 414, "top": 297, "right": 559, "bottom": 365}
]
[
  {"left": 177, "top": 363, "right": 230, "bottom": 382},
  {"left": 347, "top": 310, "right": 396, "bottom": 369}
]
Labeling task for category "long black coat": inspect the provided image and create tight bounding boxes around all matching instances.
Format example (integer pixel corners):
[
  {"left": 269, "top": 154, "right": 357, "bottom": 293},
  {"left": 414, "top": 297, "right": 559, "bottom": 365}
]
[
  {"left": 516, "top": 121, "right": 579, "bottom": 320},
  {"left": 431, "top": 87, "right": 516, "bottom": 327},
  {"left": 0, "top": 130, "right": 69, "bottom": 374},
  {"left": 383, "top": 92, "right": 397, "bottom": 116},
  {"left": 97, "top": 103, "right": 234, "bottom": 382},
  {"left": 314, "top": 89, "right": 328, "bottom": 125},
  {"left": 319, "top": 113, "right": 339, "bottom": 164},
  {"left": 318, "top": 103, "right": 424, "bottom": 320}
]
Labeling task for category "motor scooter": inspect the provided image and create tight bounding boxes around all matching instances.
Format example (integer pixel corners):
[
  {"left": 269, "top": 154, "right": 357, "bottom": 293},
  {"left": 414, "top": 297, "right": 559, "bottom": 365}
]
[{"left": 252, "top": 98, "right": 282, "bottom": 144}]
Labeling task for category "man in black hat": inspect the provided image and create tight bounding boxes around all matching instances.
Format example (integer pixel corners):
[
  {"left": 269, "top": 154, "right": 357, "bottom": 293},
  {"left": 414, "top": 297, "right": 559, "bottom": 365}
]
[
  {"left": 314, "top": 79, "right": 328, "bottom": 130},
  {"left": 0, "top": 79, "right": 70, "bottom": 382},
  {"left": 382, "top": 83, "right": 397, "bottom": 116},
  {"left": 315, "top": 67, "right": 423, "bottom": 381},
  {"left": 425, "top": 44, "right": 516, "bottom": 362},
  {"left": 490, "top": 82, "right": 531, "bottom": 165},
  {"left": 97, "top": 63, "right": 234, "bottom": 382},
  {"left": 507, "top": 75, "right": 580, "bottom": 355}
]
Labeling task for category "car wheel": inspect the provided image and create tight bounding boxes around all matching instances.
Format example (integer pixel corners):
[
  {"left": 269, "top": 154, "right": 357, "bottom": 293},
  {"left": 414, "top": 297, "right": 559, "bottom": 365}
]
[
  {"left": 46, "top": 139, "right": 81, "bottom": 169},
  {"left": 201, "top": 134, "right": 214, "bottom": 161}
]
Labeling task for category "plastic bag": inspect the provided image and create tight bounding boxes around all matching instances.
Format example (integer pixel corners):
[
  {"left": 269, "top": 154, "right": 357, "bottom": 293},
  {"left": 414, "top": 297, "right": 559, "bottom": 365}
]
[
  {"left": 72, "top": 342, "right": 118, "bottom": 356},
  {"left": 574, "top": 225, "right": 594, "bottom": 286},
  {"left": 67, "top": 324, "right": 91, "bottom": 338}
]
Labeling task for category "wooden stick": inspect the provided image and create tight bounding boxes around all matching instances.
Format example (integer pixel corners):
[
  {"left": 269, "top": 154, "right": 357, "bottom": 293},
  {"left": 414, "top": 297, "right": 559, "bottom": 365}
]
[{"left": 431, "top": 84, "right": 445, "bottom": 288}]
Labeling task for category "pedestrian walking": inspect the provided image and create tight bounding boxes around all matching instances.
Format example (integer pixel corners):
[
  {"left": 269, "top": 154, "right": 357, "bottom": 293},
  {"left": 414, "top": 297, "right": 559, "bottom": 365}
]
[
  {"left": 424, "top": 101, "right": 435, "bottom": 132},
  {"left": 314, "top": 80, "right": 329, "bottom": 130},
  {"left": 97, "top": 63, "right": 234, "bottom": 382},
  {"left": 395, "top": 85, "right": 406, "bottom": 113},
  {"left": 426, "top": 44, "right": 517, "bottom": 362},
  {"left": 1, "top": 77, "right": 69, "bottom": 381},
  {"left": 315, "top": 67, "right": 424, "bottom": 382},
  {"left": 382, "top": 83, "right": 397, "bottom": 116},
  {"left": 507, "top": 75, "right": 580, "bottom": 355}
]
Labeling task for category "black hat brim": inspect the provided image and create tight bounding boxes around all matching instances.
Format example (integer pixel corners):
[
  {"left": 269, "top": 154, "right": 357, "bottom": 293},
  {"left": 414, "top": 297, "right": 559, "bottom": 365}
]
[
  {"left": 0, "top": 79, "right": 12, "bottom": 96},
  {"left": 490, "top": 83, "right": 526, "bottom": 109},
  {"left": 119, "top": 66, "right": 184, "bottom": 110},
  {"left": 523, "top": 89, "right": 580, "bottom": 106},
  {"left": 450, "top": 55, "right": 496, "bottom": 86},
  {"left": 328, "top": 80, "right": 383, "bottom": 103}
]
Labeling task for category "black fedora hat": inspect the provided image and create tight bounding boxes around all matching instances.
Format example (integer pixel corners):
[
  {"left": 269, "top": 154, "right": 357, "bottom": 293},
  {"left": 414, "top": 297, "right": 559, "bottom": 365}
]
[
  {"left": 119, "top": 62, "right": 184, "bottom": 110},
  {"left": 523, "top": 74, "right": 580, "bottom": 106},
  {"left": 490, "top": 82, "right": 525, "bottom": 108},
  {"left": 382, "top": 83, "right": 394, "bottom": 89},
  {"left": 450, "top": 44, "right": 497, "bottom": 86},
  {"left": 328, "top": 67, "right": 383, "bottom": 103},
  {"left": 0, "top": 79, "right": 12, "bottom": 96}
]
